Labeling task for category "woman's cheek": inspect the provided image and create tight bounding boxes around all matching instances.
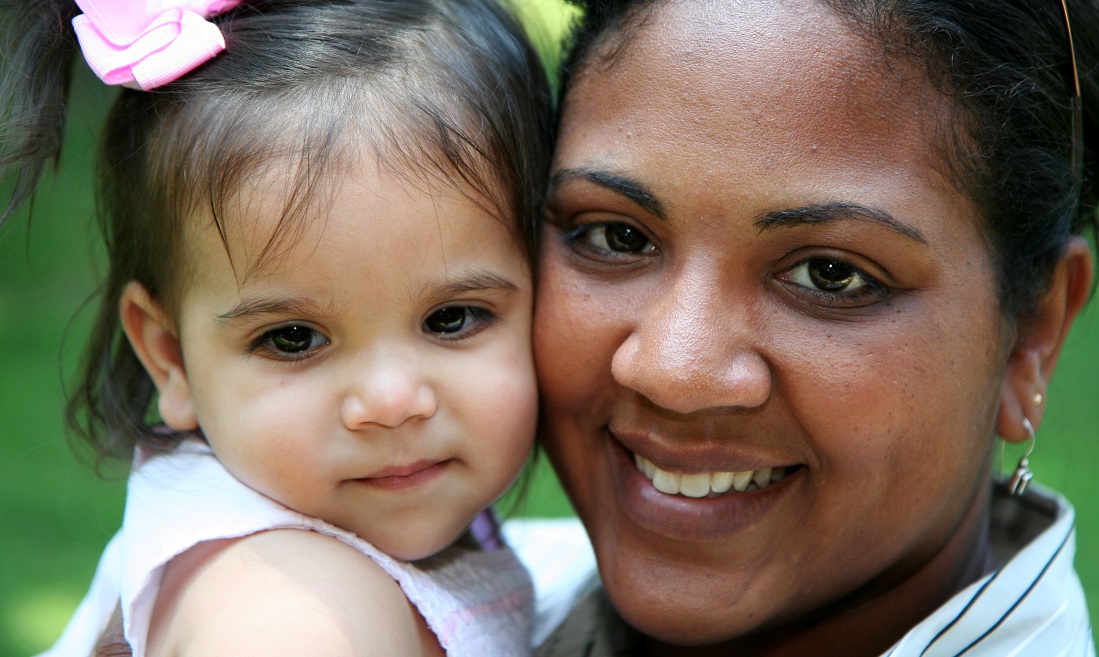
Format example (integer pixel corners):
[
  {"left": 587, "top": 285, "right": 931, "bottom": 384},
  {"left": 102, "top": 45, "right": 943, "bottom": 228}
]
[{"left": 536, "top": 273, "right": 619, "bottom": 407}]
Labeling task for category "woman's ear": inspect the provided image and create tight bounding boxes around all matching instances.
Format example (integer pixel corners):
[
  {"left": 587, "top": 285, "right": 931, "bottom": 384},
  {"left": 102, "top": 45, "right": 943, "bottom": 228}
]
[
  {"left": 997, "top": 237, "right": 1094, "bottom": 442},
  {"left": 118, "top": 281, "right": 199, "bottom": 432}
]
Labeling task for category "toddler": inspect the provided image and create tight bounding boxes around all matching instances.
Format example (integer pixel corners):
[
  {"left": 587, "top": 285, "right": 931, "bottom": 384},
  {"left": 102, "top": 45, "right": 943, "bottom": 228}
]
[{"left": 1, "top": 0, "right": 553, "bottom": 655}]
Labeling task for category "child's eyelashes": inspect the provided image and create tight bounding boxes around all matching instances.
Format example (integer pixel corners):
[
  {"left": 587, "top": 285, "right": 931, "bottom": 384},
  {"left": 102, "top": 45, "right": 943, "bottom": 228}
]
[
  {"left": 422, "top": 306, "right": 496, "bottom": 340},
  {"left": 244, "top": 306, "right": 496, "bottom": 361},
  {"left": 249, "top": 324, "right": 330, "bottom": 361}
]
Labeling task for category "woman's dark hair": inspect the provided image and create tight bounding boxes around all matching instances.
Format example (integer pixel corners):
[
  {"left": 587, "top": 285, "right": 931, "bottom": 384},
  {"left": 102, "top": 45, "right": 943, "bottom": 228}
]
[
  {"left": 562, "top": 0, "right": 1099, "bottom": 321},
  {"left": 0, "top": 0, "right": 553, "bottom": 461}
]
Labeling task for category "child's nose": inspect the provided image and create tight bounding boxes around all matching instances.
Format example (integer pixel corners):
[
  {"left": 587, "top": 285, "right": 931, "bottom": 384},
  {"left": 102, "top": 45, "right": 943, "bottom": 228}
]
[{"left": 340, "top": 356, "right": 438, "bottom": 429}]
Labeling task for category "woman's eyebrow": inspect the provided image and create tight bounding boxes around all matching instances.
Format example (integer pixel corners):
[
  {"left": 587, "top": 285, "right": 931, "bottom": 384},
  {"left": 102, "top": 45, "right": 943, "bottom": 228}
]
[
  {"left": 551, "top": 167, "right": 666, "bottom": 219},
  {"left": 754, "top": 201, "right": 928, "bottom": 244}
]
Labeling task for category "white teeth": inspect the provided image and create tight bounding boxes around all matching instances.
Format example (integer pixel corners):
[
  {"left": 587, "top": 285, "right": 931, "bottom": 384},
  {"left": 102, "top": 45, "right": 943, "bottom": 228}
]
[
  {"left": 710, "top": 471, "right": 735, "bottom": 494},
  {"left": 652, "top": 469, "right": 681, "bottom": 495},
  {"left": 679, "top": 473, "right": 711, "bottom": 498},
  {"left": 634, "top": 454, "right": 788, "bottom": 498},
  {"left": 752, "top": 468, "right": 773, "bottom": 488},
  {"left": 633, "top": 453, "right": 656, "bottom": 478}
]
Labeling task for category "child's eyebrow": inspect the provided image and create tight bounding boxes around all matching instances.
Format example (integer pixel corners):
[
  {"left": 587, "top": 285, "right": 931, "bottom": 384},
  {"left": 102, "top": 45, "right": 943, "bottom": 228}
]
[
  {"left": 416, "top": 270, "right": 518, "bottom": 305},
  {"left": 215, "top": 272, "right": 516, "bottom": 325},
  {"left": 216, "top": 296, "right": 336, "bottom": 324}
]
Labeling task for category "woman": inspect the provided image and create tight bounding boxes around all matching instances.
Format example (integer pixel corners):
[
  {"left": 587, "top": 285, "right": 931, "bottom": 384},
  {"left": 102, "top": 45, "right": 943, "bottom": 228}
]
[{"left": 532, "top": 0, "right": 1096, "bottom": 655}]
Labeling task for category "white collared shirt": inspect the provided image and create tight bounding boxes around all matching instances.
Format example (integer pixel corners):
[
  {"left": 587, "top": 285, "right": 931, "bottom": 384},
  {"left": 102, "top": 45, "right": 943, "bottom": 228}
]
[{"left": 888, "top": 485, "right": 1093, "bottom": 656}]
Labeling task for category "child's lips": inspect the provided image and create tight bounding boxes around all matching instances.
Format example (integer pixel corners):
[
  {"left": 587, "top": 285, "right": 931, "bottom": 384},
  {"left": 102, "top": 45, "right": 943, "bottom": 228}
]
[{"left": 355, "top": 459, "right": 451, "bottom": 490}]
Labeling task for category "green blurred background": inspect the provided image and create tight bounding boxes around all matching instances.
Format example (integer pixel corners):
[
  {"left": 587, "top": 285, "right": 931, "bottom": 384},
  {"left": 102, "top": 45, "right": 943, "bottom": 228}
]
[{"left": 1, "top": 2, "right": 1096, "bottom": 655}]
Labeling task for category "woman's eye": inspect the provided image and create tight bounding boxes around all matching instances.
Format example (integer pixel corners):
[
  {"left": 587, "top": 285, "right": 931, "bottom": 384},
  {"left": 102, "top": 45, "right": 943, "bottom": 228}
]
[
  {"left": 781, "top": 258, "right": 884, "bottom": 301},
  {"left": 423, "top": 306, "right": 493, "bottom": 339},
  {"left": 254, "top": 325, "right": 328, "bottom": 359},
  {"left": 569, "top": 222, "right": 655, "bottom": 256}
]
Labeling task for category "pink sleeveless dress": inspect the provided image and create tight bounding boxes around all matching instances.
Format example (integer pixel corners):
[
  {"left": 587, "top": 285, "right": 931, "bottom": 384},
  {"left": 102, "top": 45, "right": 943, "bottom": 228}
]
[{"left": 38, "top": 439, "right": 533, "bottom": 657}]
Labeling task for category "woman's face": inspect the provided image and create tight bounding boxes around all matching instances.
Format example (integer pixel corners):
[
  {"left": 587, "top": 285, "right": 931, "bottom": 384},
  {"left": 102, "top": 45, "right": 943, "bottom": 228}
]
[{"left": 536, "top": 0, "right": 1011, "bottom": 649}]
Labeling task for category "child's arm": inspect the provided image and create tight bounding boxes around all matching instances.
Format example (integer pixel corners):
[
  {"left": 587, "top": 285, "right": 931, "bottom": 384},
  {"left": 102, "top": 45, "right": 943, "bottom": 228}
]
[{"left": 146, "top": 529, "right": 440, "bottom": 657}]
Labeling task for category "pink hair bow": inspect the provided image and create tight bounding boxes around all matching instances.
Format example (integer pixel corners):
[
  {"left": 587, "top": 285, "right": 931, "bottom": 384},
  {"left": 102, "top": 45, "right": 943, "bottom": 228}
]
[{"left": 73, "top": 0, "right": 244, "bottom": 90}]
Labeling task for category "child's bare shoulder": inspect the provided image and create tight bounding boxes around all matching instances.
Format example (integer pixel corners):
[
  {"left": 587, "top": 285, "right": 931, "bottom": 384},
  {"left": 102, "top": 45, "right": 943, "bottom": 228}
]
[{"left": 147, "top": 529, "right": 432, "bottom": 657}]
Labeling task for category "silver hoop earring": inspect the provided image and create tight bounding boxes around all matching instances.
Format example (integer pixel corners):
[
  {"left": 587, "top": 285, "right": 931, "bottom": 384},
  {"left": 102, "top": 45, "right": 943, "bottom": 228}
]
[{"left": 1006, "top": 418, "right": 1036, "bottom": 496}]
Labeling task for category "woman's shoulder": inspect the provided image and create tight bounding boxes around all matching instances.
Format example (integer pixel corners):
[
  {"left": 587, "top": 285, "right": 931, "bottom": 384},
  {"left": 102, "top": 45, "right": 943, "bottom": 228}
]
[{"left": 150, "top": 530, "right": 428, "bottom": 657}]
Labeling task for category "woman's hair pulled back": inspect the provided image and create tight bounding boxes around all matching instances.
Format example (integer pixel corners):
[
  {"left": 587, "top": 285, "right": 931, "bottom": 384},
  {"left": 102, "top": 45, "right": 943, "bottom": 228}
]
[
  {"left": 562, "top": 0, "right": 1099, "bottom": 321},
  {"left": 0, "top": 0, "right": 553, "bottom": 462}
]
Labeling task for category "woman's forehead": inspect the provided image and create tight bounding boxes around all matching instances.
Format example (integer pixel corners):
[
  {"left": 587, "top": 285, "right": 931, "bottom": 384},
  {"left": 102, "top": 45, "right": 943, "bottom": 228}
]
[
  {"left": 566, "top": 0, "right": 933, "bottom": 149},
  {"left": 558, "top": 0, "right": 962, "bottom": 224}
]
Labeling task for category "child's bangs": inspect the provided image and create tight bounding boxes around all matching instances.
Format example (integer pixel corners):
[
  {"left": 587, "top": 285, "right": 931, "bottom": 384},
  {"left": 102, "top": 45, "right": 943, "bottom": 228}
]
[{"left": 150, "top": 78, "right": 518, "bottom": 290}]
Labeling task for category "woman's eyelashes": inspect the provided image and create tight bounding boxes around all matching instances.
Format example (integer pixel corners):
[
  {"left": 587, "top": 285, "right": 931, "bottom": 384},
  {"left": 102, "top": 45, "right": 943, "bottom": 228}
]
[
  {"left": 422, "top": 306, "right": 497, "bottom": 340},
  {"left": 778, "top": 257, "right": 890, "bottom": 306},
  {"left": 559, "top": 214, "right": 892, "bottom": 305},
  {"left": 249, "top": 324, "right": 330, "bottom": 361},
  {"left": 562, "top": 221, "right": 657, "bottom": 259}
]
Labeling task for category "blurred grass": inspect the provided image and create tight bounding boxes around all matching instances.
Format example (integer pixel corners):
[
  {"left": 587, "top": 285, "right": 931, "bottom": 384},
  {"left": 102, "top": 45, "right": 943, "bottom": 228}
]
[{"left": 2, "top": 2, "right": 1097, "bottom": 655}]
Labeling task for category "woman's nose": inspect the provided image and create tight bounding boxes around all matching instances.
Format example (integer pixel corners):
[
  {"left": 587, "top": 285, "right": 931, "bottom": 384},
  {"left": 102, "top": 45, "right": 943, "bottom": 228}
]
[
  {"left": 611, "top": 273, "right": 772, "bottom": 415},
  {"left": 340, "top": 352, "right": 438, "bottom": 430}
]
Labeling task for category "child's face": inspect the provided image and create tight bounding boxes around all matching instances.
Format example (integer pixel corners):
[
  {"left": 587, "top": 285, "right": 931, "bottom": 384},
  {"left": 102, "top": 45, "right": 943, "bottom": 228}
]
[{"left": 165, "top": 160, "right": 536, "bottom": 561}]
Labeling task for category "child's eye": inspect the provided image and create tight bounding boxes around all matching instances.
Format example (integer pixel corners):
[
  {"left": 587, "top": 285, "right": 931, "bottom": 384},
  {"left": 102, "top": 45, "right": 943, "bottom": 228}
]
[
  {"left": 422, "top": 306, "right": 494, "bottom": 339},
  {"left": 565, "top": 222, "right": 656, "bottom": 257},
  {"left": 252, "top": 324, "right": 329, "bottom": 360},
  {"left": 778, "top": 257, "right": 889, "bottom": 306}
]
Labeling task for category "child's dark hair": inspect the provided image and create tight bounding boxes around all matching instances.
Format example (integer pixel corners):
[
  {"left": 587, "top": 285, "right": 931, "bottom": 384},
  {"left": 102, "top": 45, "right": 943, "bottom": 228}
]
[
  {"left": 0, "top": 0, "right": 553, "bottom": 461},
  {"left": 562, "top": 0, "right": 1098, "bottom": 322}
]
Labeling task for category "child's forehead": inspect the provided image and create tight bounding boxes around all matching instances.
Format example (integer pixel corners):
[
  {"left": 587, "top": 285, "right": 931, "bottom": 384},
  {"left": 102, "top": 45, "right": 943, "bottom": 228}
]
[
  {"left": 181, "top": 153, "right": 523, "bottom": 292},
  {"left": 201, "top": 111, "right": 512, "bottom": 214}
]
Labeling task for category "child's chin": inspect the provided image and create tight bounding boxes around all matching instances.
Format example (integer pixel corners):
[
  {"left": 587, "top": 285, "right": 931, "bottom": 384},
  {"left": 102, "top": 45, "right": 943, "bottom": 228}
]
[{"left": 371, "top": 525, "right": 468, "bottom": 562}]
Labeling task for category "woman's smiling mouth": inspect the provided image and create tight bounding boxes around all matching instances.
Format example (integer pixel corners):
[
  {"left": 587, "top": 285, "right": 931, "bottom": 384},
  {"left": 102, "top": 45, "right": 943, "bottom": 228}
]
[
  {"left": 633, "top": 453, "right": 790, "bottom": 497},
  {"left": 603, "top": 430, "right": 805, "bottom": 542}
]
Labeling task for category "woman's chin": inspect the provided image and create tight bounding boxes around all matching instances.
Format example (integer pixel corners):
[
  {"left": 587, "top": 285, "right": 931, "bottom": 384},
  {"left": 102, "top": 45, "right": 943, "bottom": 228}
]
[
  {"left": 604, "top": 571, "right": 762, "bottom": 647},
  {"left": 594, "top": 537, "right": 787, "bottom": 647}
]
